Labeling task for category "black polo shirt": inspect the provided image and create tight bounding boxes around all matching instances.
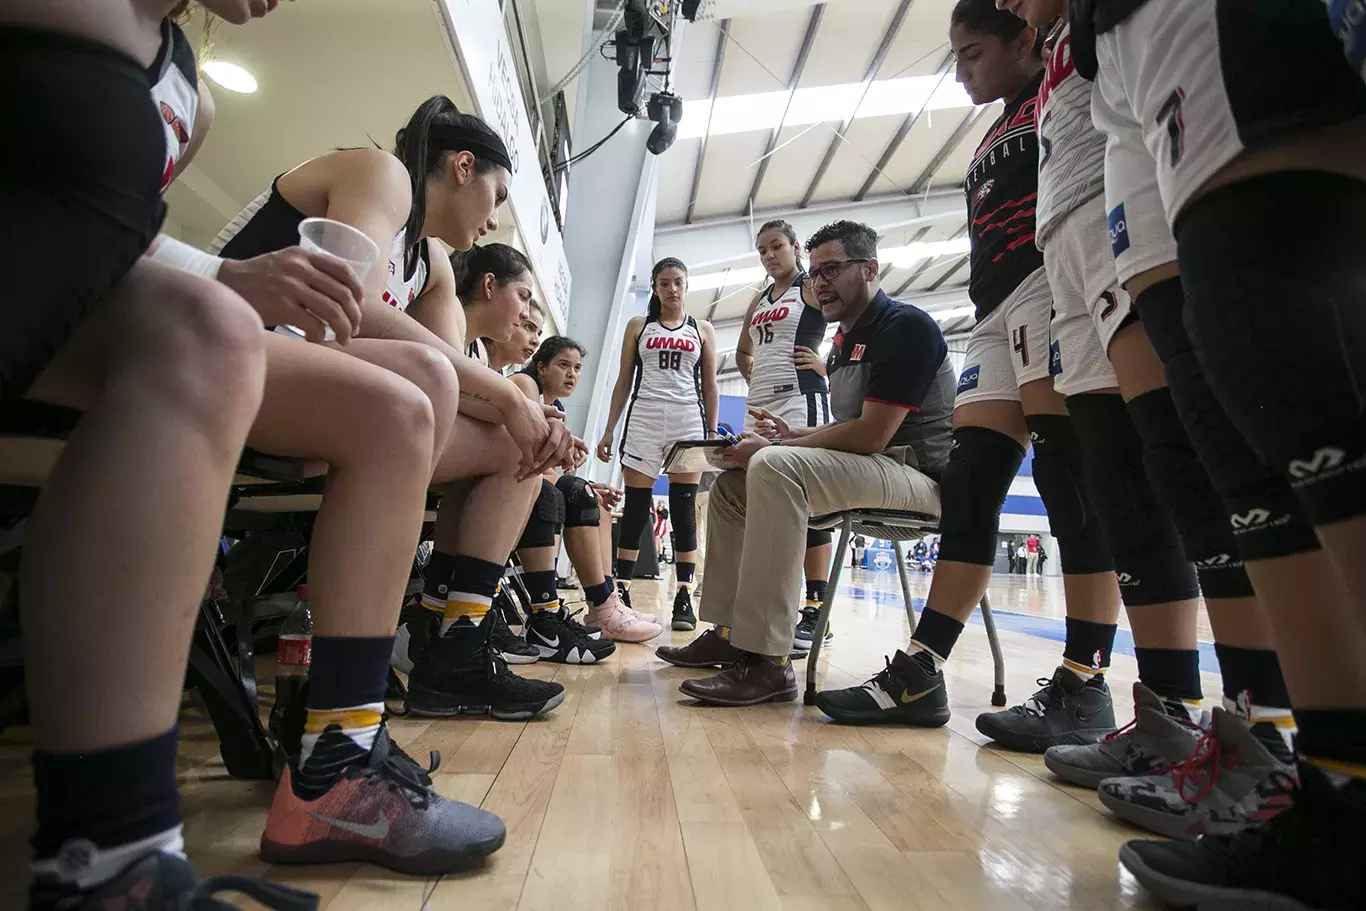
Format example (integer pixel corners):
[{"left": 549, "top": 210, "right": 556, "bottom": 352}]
[{"left": 826, "top": 291, "right": 956, "bottom": 477}]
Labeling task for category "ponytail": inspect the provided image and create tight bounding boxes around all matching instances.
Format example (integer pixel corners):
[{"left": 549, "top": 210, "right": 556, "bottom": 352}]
[
  {"left": 394, "top": 95, "right": 513, "bottom": 274},
  {"left": 647, "top": 256, "right": 688, "bottom": 322},
  {"left": 449, "top": 242, "right": 532, "bottom": 305}
]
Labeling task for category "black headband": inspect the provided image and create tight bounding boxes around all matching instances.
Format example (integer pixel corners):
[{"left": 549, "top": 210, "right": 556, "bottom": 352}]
[{"left": 429, "top": 124, "right": 514, "bottom": 174}]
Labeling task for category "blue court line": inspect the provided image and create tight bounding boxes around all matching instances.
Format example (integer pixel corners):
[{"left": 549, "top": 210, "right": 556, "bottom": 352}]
[{"left": 837, "top": 582, "right": 1219, "bottom": 674}]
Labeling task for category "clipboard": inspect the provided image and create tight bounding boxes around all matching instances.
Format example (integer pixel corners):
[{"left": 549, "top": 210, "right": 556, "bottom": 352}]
[{"left": 662, "top": 440, "right": 733, "bottom": 474}]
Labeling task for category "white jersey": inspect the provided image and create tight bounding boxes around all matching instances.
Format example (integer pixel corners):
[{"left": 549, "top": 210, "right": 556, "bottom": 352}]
[
  {"left": 1034, "top": 21, "right": 1107, "bottom": 246},
  {"left": 381, "top": 232, "right": 429, "bottom": 313},
  {"left": 632, "top": 316, "right": 705, "bottom": 408},
  {"left": 746, "top": 276, "right": 829, "bottom": 407},
  {"left": 149, "top": 19, "right": 198, "bottom": 192}
]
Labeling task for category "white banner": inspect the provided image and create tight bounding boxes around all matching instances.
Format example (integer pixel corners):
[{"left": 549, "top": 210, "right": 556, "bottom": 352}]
[{"left": 438, "top": 0, "right": 572, "bottom": 330}]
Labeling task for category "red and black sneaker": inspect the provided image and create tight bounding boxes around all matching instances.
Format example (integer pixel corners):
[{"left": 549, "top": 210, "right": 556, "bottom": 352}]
[{"left": 30, "top": 851, "right": 317, "bottom": 910}]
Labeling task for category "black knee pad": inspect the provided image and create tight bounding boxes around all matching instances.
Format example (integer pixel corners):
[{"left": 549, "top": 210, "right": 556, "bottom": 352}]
[
  {"left": 517, "top": 479, "right": 565, "bottom": 549},
  {"left": 1026, "top": 414, "right": 1114, "bottom": 575},
  {"left": 668, "top": 482, "right": 699, "bottom": 553},
  {"left": 806, "top": 528, "right": 833, "bottom": 548},
  {"left": 1178, "top": 173, "right": 1366, "bottom": 470},
  {"left": 617, "top": 485, "right": 653, "bottom": 552},
  {"left": 1136, "top": 278, "right": 1320, "bottom": 560},
  {"left": 1067, "top": 393, "right": 1200, "bottom": 606},
  {"left": 556, "top": 475, "right": 600, "bottom": 528},
  {"left": 936, "top": 427, "right": 1025, "bottom": 566},
  {"left": 1125, "top": 388, "right": 1254, "bottom": 599}
]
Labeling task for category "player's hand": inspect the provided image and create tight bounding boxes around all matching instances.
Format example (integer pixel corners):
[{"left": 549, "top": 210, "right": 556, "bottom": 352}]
[
  {"left": 529, "top": 404, "right": 576, "bottom": 477},
  {"left": 217, "top": 247, "right": 365, "bottom": 344},
  {"left": 748, "top": 407, "right": 792, "bottom": 441},
  {"left": 590, "top": 483, "right": 623, "bottom": 509},
  {"left": 502, "top": 394, "right": 553, "bottom": 479},
  {"left": 596, "top": 430, "right": 615, "bottom": 463},
  {"left": 569, "top": 434, "right": 590, "bottom": 469},
  {"left": 723, "top": 430, "right": 772, "bottom": 469},
  {"left": 793, "top": 345, "right": 825, "bottom": 377}
]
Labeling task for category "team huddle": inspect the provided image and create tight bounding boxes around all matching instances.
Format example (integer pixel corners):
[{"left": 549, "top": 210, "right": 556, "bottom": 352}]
[{"left": 4, "top": 0, "right": 1366, "bottom": 908}]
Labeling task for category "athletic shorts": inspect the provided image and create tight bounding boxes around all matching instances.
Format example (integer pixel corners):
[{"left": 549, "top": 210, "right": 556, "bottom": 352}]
[
  {"left": 744, "top": 390, "right": 830, "bottom": 433},
  {"left": 1091, "top": 92, "right": 1179, "bottom": 288},
  {"left": 955, "top": 266, "right": 1053, "bottom": 408},
  {"left": 1093, "top": 0, "right": 1366, "bottom": 227},
  {"left": 1042, "top": 196, "right": 1126, "bottom": 397},
  {"left": 0, "top": 29, "right": 167, "bottom": 399},
  {"left": 619, "top": 397, "right": 706, "bottom": 479}
]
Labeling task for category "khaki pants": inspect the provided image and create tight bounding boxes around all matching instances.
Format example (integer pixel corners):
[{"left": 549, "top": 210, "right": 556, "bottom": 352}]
[{"left": 701, "top": 446, "right": 939, "bottom": 657}]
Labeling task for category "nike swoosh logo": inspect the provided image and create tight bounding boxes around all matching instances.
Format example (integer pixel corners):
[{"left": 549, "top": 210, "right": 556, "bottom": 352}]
[
  {"left": 900, "top": 685, "right": 940, "bottom": 704},
  {"left": 533, "top": 630, "right": 560, "bottom": 648},
  {"left": 308, "top": 810, "right": 390, "bottom": 840},
  {"left": 1078, "top": 706, "right": 1108, "bottom": 722}
]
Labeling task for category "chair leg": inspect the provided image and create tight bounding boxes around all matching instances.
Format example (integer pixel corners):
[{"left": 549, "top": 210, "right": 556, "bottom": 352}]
[
  {"left": 892, "top": 541, "right": 916, "bottom": 637},
  {"left": 979, "top": 591, "right": 1007, "bottom": 706},
  {"left": 806, "top": 515, "right": 852, "bottom": 703}
]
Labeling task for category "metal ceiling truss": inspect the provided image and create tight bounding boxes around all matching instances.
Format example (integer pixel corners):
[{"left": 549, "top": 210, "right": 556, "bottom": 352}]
[
  {"left": 745, "top": 4, "right": 824, "bottom": 210},
  {"left": 907, "top": 105, "right": 988, "bottom": 195},
  {"left": 798, "top": 0, "right": 913, "bottom": 209},
  {"left": 892, "top": 223, "right": 966, "bottom": 297},
  {"left": 684, "top": 18, "right": 731, "bottom": 224},
  {"left": 854, "top": 50, "right": 955, "bottom": 202}
]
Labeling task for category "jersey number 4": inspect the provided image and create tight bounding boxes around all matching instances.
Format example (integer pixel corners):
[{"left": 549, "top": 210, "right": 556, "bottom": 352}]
[
  {"left": 1157, "top": 88, "right": 1186, "bottom": 168},
  {"left": 658, "top": 350, "right": 683, "bottom": 370}
]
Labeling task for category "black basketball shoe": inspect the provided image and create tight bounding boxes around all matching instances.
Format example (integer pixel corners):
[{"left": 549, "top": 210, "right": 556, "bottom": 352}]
[
  {"left": 1120, "top": 759, "right": 1366, "bottom": 911},
  {"left": 406, "top": 614, "right": 565, "bottom": 720},
  {"left": 30, "top": 851, "right": 318, "bottom": 911},
  {"left": 391, "top": 608, "right": 440, "bottom": 674},
  {"left": 815, "top": 650, "right": 950, "bottom": 727},
  {"left": 493, "top": 586, "right": 523, "bottom": 627},
  {"left": 671, "top": 587, "right": 697, "bottom": 631},
  {"left": 525, "top": 607, "right": 617, "bottom": 664},
  {"left": 975, "top": 666, "right": 1115, "bottom": 753},
  {"left": 616, "top": 580, "right": 633, "bottom": 610},
  {"left": 487, "top": 606, "right": 539, "bottom": 665},
  {"left": 792, "top": 604, "right": 833, "bottom": 650}
]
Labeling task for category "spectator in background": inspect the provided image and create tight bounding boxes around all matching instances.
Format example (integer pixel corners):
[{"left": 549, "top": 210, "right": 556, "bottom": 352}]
[
  {"left": 852, "top": 534, "right": 868, "bottom": 569},
  {"left": 1026, "top": 534, "right": 1040, "bottom": 575}
]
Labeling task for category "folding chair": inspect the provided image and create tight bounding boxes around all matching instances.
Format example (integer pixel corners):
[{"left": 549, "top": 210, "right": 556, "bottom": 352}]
[{"left": 805, "top": 508, "right": 1007, "bottom": 707}]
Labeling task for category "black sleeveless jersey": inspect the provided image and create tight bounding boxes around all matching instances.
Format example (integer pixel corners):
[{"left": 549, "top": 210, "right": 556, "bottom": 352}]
[{"left": 964, "top": 72, "right": 1045, "bottom": 322}]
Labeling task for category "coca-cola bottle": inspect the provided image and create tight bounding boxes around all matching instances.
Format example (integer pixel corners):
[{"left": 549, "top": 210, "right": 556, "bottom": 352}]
[{"left": 268, "top": 584, "right": 311, "bottom": 743}]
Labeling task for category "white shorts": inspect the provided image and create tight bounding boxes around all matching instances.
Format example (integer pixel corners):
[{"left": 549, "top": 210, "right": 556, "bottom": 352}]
[
  {"left": 619, "top": 397, "right": 705, "bottom": 480},
  {"left": 1042, "top": 196, "right": 1126, "bottom": 397},
  {"left": 955, "top": 266, "right": 1054, "bottom": 408},
  {"left": 744, "top": 390, "right": 830, "bottom": 433},
  {"left": 1091, "top": 88, "right": 1179, "bottom": 288},
  {"left": 1094, "top": 0, "right": 1366, "bottom": 226}
]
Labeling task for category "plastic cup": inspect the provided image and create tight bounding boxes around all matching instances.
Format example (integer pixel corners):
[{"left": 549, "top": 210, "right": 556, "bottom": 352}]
[{"left": 284, "top": 217, "right": 382, "bottom": 341}]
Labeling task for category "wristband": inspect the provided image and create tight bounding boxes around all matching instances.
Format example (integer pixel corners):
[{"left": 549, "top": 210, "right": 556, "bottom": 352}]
[{"left": 150, "top": 235, "right": 224, "bottom": 279}]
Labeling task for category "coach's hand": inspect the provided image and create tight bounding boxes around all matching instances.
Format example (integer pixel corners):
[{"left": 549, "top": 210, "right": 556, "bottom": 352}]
[
  {"left": 723, "top": 430, "right": 772, "bottom": 470},
  {"left": 218, "top": 246, "right": 364, "bottom": 344},
  {"left": 748, "top": 407, "right": 792, "bottom": 441},
  {"left": 596, "top": 430, "right": 615, "bottom": 464}
]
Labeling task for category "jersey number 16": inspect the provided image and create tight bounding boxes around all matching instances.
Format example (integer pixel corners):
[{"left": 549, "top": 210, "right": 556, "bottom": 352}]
[{"left": 658, "top": 350, "right": 683, "bottom": 370}]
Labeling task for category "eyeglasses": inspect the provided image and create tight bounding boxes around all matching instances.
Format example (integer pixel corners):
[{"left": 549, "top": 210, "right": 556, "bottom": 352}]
[{"left": 805, "top": 258, "right": 870, "bottom": 284}]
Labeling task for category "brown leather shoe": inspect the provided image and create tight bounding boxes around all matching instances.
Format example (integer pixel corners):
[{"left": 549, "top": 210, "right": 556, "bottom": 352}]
[
  {"left": 679, "top": 654, "right": 798, "bottom": 706},
  {"left": 656, "top": 628, "right": 743, "bottom": 668}
]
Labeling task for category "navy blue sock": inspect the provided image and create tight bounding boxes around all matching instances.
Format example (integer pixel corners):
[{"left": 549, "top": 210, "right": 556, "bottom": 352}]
[
  {"left": 806, "top": 579, "right": 828, "bottom": 605},
  {"left": 32, "top": 727, "right": 181, "bottom": 857},
  {"left": 1061, "top": 617, "right": 1118, "bottom": 677},
  {"left": 584, "top": 578, "right": 614, "bottom": 608},
  {"left": 616, "top": 557, "right": 638, "bottom": 582},
  {"left": 676, "top": 562, "right": 696, "bottom": 587},
  {"left": 1134, "top": 646, "right": 1203, "bottom": 713},
  {"left": 523, "top": 570, "right": 559, "bottom": 611},
  {"left": 908, "top": 608, "right": 963, "bottom": 671}
]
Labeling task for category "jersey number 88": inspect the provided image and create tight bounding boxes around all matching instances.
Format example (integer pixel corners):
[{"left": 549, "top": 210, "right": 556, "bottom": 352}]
[{"left": 658, "top": 350, "right": 683, "bottom": 370}]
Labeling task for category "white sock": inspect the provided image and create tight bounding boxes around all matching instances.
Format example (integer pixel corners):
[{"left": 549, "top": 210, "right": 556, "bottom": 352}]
[
  {"left": 299, "top": 702, "right": 384, "bottom": 767},
  {"left": 32, "top": 825, "right": 186, "bottom": 891},
  {"left": 906, "top": 640, "right": 946, "bottom": 670}
]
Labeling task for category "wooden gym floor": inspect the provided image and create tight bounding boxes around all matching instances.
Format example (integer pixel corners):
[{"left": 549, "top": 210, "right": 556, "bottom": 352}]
[{"left": 0, "top": 568, "right": 1221, "bottom": 909}]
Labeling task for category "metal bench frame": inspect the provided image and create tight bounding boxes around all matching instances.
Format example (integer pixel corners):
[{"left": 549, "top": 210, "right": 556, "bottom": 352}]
[{"left": 804, "top": 509, "right": 1007, "bottom": 708}]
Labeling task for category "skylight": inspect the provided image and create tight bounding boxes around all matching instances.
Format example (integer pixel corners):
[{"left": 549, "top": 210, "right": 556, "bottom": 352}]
[{"left": 679, "top": 73, "right": 974, "bottom": 139}]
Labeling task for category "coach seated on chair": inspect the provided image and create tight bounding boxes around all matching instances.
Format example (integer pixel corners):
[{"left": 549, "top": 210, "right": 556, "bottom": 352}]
[{"left": 657, "top": 220, "right": 956, "bottom": 706}]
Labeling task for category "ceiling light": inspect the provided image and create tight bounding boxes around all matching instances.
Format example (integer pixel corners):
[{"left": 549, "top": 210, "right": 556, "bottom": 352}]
[
  {"left": 687, "top": 238, "right": 970, "bottom": 292},
  {"left": 678, "top": 74, "right": 974, "bottom": 139},
  {"left": 930, "top": 305, "right": 976, "bottom": 323},
  {"left": 202, "top": 60, "right": 258, "bottom": 94}
]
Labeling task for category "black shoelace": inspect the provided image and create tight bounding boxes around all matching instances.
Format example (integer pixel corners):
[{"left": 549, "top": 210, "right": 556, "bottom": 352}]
[
  {"left": 799, "top": 605, "right": 820, "bottom": 629},
  {"left": 347, "top": 726, "right": 439, "bottom": 811},
  {"left": 1018, "top": 676, "right": 1066, "bottom": 717},
  {"left": 556, "top": 607, "right": 597, "bottom": 644}
]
